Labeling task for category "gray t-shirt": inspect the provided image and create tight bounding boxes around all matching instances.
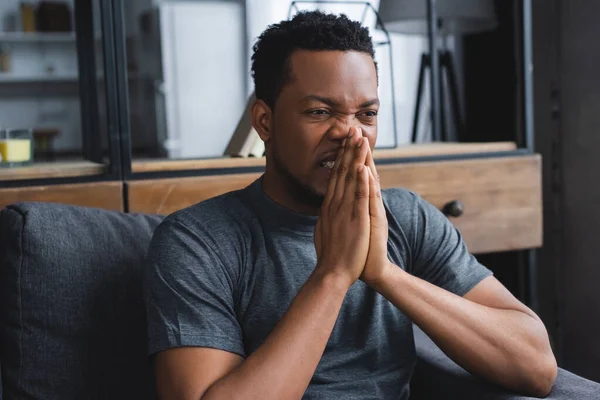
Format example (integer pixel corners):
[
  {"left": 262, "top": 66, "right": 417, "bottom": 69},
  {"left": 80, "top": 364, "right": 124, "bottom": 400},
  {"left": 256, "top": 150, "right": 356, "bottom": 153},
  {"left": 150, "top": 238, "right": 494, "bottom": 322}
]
[{"left": 143, "top": 177, "right": 492, "bottom": 399}]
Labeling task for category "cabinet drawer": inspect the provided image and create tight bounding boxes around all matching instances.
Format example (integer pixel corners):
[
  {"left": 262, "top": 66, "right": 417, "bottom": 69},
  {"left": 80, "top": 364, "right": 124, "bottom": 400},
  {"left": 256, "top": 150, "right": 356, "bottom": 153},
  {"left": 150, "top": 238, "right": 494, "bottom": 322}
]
[
  {"left": 128, "top": 155, "right": 542, "bottom": 254},
  {"left": 378, "top": 155, "right": 542, "bottom": 254},
  {"left": 0, "top": 182, "right": 124, "bottom": 211}
]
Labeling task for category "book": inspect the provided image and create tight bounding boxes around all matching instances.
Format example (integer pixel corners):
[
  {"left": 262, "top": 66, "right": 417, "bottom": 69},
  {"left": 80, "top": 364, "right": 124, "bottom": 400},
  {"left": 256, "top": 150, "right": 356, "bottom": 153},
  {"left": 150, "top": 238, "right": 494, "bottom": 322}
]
[
  {"left": 225, "top": 92, "right": 263, "bottom": 157},
  {"left": 248, "top": 133, "right": 265, "bottom": 158}
]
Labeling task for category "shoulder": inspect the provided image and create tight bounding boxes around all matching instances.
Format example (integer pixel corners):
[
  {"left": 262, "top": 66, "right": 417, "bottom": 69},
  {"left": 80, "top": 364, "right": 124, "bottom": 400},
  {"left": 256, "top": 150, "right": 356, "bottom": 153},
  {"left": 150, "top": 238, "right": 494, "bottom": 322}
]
[
  {"left": 151, "top": 187, "right": 257, "bottom": 256},
  {"left": 381, "top": 187, "right": 423, "bottom": 219},
  {"left": 381, "top": 187, "right": 448, "bottom": 251},
  {"left": 382, "top": 187, "right": 442, "bottom": 220},
  {"left": 145, "top": 188, "right": 258, "bottom": 289}
]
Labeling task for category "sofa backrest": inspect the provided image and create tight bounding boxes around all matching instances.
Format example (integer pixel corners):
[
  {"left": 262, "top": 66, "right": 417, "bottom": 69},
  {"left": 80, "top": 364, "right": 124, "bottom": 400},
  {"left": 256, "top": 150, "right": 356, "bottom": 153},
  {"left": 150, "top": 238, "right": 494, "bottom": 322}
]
[{"left": 0, "top": 203, "right": 164, "bottom": 399}]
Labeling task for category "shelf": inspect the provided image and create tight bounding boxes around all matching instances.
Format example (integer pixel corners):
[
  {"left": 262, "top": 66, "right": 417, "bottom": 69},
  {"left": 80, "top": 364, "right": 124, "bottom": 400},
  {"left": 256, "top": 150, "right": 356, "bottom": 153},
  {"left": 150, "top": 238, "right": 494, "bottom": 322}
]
[
  {"left": 131, "top": 142, "right": 518, "bottom": 173},
  {"left": 0, "top": 74, "right": 78, "bottom": 83},
  {"left": 0, "top": 74, "right": 146, "bottom": 83},
  {"left": 0, "top": 32, "right": 76, "bottom": 43}
]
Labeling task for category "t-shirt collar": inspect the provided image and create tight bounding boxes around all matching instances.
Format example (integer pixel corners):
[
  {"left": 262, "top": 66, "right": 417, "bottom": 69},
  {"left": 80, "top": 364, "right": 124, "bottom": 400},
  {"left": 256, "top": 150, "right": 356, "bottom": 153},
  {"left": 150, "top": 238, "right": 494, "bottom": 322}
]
[{"left": 247, "top": 176, "right": 318, "bottom": 234}]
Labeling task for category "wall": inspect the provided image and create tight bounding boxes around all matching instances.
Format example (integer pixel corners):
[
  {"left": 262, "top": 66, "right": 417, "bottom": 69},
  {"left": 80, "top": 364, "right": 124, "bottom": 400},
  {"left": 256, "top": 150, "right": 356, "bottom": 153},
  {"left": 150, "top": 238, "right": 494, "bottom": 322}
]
[
  {"left": 0, "top": 0, "right": 81, "bottom": 153},
  {"left": 557, "top": 0, "right": 600, "bottom": 382},
  {"left": 534, "top": 0, "right": 600, "bottom": 382},
  {"left": 532, "top": 0, "right": 561, "bottom": 355}
]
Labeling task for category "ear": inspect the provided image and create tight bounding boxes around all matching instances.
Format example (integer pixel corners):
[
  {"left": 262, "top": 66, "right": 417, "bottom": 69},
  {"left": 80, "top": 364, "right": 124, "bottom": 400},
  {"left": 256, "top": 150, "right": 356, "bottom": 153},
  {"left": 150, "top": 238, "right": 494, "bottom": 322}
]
[{"left": 251, "top": 99, "right": 273, "bottom": 144}]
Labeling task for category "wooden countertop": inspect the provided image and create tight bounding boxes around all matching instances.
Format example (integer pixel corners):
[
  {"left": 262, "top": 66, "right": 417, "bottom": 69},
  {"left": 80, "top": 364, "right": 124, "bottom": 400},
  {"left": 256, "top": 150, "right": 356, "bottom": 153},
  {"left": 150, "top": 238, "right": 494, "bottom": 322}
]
[
  {"left": 0, "top": 161, "right": 107, "bottom": 181},
  {"left": 132, "top": 141, "right": 518, "bottom": 173},
  {"left": 0, "top": 142, "right": 517, "bottom": 181}
]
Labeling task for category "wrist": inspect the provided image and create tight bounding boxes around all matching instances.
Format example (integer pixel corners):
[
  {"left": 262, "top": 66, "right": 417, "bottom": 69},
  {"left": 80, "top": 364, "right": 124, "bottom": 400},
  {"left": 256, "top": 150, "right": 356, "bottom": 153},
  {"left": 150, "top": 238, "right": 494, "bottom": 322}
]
[
  {"left": 365, "top": 260, "right": 400, "bottom": 290},
  {"left": 311, "top": 264, "right": 354, "bottom": 293}
]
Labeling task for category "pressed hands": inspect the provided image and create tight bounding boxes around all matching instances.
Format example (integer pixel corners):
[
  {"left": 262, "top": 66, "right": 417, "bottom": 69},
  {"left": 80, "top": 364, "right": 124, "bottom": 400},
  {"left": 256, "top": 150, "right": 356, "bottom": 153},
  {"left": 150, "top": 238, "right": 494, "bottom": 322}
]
[
  {"left": 314, "top": 126, "right": 393, "bottom": 289},
  {"left": 200, "top": 126, "right": 397, "bottom": 400}
]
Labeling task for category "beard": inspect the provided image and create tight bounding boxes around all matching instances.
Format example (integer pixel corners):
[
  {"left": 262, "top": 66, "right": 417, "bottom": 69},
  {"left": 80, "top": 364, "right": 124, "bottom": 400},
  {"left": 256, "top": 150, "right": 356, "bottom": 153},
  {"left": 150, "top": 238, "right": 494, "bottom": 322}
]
[{"left": 271, "top": 142, "right": 325, "bottom": 210}]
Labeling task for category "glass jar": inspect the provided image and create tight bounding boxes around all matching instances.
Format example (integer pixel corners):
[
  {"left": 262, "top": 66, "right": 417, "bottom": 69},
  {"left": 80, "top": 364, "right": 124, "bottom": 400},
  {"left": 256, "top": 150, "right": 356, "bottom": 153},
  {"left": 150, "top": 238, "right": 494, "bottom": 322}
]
[{"left": 0, "top": 129, "right": 34, "bottom": 167}]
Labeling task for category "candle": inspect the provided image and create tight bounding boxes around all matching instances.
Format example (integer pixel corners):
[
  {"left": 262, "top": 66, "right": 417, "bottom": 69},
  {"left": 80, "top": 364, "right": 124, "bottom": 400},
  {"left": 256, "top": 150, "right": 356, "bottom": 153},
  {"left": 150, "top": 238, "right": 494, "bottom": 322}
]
[{"left": 0, "top": 139, "right": 32, "bottom": 163}]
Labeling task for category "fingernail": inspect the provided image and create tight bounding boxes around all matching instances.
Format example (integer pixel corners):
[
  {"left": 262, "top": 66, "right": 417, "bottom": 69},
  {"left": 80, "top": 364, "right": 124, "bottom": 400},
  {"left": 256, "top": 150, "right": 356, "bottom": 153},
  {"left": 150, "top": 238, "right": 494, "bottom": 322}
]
[
  {"left": 348, "top": 129, "right": 355, "bottom": 138},
  {"left": 357, "top": 138, "right": 363, "bottom": 148}
]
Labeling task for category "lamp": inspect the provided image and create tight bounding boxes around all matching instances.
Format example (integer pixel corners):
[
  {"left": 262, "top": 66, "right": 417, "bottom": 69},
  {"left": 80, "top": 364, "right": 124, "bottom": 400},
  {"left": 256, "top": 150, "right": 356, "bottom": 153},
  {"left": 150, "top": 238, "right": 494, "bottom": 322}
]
[
  {"left": 378, "top": 0, "right": 497, "bottom": 142},
  {"left": 379, "top": 0, "right": 497, "bottom": 35}
]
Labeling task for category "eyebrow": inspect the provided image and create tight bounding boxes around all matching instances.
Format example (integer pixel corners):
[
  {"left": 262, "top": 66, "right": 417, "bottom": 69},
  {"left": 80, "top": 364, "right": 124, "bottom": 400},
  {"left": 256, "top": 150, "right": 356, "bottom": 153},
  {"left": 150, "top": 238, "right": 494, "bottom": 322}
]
[{"left": 302, "top": 95, "right": 380, "bottom": 108}]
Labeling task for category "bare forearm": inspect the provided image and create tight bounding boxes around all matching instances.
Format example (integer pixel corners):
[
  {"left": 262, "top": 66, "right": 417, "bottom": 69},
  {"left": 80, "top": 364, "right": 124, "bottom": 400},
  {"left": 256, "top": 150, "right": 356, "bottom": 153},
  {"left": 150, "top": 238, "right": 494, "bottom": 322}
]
[
  {"left": 203, "top": 268, "right": 349, "bottom": 400},
  {"left": 372, "top": 265, "right": 556, "bottom": 397}
]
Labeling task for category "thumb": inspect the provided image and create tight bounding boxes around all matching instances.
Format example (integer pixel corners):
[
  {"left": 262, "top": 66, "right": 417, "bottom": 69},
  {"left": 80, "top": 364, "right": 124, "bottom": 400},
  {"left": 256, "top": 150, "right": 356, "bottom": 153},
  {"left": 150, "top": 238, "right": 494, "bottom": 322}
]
[{"left": 368, "top": 167, "right": 382, "bottom": 215}]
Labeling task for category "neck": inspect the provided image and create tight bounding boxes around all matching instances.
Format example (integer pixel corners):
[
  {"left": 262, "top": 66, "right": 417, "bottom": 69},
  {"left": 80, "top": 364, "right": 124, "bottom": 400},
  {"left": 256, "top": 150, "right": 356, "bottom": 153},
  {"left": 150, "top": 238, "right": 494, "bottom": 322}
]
[{"left": 261, "top": 167, "right": 321, "bottom": 216}]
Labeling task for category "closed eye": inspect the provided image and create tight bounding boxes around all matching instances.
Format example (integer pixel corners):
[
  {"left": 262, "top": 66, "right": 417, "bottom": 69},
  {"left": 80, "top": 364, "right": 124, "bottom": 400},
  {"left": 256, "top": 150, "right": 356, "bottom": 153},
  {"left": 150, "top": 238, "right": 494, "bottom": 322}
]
[
  {"left": 360, "top": 110, "right": 378, "bottom": 117},
  {"left": 308, "top": 109, "right": 330, "bottom": 116}
]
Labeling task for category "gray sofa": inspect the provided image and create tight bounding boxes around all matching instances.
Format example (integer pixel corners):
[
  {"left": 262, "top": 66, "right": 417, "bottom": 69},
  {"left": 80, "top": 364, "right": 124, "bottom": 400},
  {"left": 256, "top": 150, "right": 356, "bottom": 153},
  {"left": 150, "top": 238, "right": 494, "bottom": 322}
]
[{"left": 0, "top": 202, "right": 598, "bottom": 399}]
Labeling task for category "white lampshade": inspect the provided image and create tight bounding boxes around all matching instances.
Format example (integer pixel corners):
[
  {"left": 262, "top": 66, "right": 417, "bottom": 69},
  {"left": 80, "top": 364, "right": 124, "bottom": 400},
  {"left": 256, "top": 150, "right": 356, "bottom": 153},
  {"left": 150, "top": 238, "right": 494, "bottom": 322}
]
[{"left": 378, "top": 0, "right": 497, "bottom": 35}]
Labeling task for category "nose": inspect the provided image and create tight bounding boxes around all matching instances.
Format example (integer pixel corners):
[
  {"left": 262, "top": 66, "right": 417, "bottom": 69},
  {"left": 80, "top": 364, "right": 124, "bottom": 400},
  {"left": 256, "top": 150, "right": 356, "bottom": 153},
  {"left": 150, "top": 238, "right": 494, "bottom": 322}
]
[{"left": 325, "top": 116, "right": 360, "bottom": 141}]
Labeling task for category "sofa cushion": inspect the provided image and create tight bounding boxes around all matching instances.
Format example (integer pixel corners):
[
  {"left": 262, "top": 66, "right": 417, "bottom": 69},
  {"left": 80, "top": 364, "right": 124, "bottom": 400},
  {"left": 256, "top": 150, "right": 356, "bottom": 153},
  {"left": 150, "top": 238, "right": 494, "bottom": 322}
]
[
  {"left": 0, "top": 203, "right": 164, "bottom": 400},
  {"left": 411, "top": 325, "right": 600, "bottom": 399}
]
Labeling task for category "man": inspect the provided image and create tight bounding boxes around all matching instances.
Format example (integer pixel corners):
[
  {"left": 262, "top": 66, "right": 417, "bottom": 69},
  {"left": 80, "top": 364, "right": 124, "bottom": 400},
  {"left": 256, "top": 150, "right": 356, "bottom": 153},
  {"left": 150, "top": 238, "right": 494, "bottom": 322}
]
[{"left": 144, "top": 11, "right": 557, "bottom": 400}]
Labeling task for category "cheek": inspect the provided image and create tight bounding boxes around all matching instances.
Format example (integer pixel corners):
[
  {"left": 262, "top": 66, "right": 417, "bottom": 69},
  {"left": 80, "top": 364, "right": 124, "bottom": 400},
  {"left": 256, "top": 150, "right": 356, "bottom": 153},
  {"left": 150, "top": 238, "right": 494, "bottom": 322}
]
[
  {"left": 277, "top": 118, "right": 321, "bottom": 150},
  {"left": 272, "top": 121, "right": 317, "bottom": 167},
  {"left": 365, "top": 130, "right": 377, "bottom": 149}
]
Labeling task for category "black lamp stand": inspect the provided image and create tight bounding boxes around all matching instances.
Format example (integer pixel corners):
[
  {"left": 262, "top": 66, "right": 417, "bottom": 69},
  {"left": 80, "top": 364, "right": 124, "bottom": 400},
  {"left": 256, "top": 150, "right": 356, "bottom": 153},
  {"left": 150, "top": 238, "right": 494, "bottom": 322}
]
[{"left": 411, "top": 49, "right": 464, "bottom": 143}]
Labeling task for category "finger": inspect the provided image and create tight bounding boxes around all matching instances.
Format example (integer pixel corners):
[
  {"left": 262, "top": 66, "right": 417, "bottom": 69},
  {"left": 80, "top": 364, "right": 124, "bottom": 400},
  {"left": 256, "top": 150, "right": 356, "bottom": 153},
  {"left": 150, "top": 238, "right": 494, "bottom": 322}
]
[
  {"left": 353, "top": 164, "right": 370, "bottom": 224},
  {"left": 356, "top": 137, "right": 369, "bottom": 167},
  {"left": 368, "top": 165, "right": 386, "bottom": 219},
  {"left": 344, "top": 137, "right": 369, "bottom": 212},
  {"left": 333, "top": 127, "right": 361, "bottom": 207},
  {"left": 365, "top": 143, "right": 380, "bottom": 185},
  {"left": 314, "top": 217, "right": 322, "bottom": 256},
  {"left": 322, "top": 140, "right": 346, "bottom": 211}
]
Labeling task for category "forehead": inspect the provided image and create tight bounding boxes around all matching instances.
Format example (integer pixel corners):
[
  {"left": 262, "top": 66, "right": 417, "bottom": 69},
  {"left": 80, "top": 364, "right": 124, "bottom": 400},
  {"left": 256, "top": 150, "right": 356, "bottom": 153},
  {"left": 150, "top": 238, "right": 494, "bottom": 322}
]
[{"left": 284, "top": 50, "right": 378, "bottom": 102}]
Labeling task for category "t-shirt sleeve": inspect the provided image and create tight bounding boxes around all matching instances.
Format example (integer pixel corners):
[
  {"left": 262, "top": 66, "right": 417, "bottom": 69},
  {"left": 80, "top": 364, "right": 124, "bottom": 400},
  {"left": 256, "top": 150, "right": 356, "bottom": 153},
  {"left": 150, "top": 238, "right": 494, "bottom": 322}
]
[
  {"left": 143, "top": 217, "right": 245, "bottom": 357},
  {"left": 409, "top": 193, "right": 493, "bottom": 296}
]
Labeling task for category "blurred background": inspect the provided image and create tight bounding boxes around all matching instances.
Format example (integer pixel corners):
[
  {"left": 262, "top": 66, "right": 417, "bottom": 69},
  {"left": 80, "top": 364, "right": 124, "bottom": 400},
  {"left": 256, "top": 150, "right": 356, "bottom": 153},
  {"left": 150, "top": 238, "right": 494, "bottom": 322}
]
[{"left": 0, "top": 0, "right": 598, "bottom": 384}]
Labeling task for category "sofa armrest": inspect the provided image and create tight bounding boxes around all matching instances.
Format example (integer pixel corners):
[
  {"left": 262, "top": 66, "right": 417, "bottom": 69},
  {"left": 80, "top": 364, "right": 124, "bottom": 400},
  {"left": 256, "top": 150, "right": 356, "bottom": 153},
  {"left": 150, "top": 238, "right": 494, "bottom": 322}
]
[{"left": 411, "top": 325, "right": 600, "bottom": 400}]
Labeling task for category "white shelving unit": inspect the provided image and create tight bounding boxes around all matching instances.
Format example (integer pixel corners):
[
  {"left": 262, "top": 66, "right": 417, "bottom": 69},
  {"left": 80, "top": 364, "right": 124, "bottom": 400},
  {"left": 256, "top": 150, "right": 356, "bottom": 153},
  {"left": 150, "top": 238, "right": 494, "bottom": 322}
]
[
  {"left": 0, "top": 31, "right": 79, "bottom": 85},
  {"left": 0, "top": 0, "right": 81, "bottom": 154}
]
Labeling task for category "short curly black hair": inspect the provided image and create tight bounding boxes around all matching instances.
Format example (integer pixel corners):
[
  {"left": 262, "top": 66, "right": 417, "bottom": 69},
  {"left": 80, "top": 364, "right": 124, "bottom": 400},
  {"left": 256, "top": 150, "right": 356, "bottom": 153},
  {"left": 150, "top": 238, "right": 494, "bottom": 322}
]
[{"left": 251, "top": 10, "right": 376, "bottom": 110}]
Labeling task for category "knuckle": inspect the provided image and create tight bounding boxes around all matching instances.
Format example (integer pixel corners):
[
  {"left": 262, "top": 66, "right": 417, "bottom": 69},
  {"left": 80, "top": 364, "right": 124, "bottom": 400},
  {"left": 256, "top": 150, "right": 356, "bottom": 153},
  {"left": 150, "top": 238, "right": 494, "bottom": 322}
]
[
  {"left": 345, "top": 171, "right": 356, "bottom": 183},
  {"left": 338, "top": 164, "right": 349, "bottom": 175},
  {"left": 328, "top": 203, "right": 337, "bottom": 215},
  {"left": 355, "top": 188, "right": 368, "bottom": 199}
]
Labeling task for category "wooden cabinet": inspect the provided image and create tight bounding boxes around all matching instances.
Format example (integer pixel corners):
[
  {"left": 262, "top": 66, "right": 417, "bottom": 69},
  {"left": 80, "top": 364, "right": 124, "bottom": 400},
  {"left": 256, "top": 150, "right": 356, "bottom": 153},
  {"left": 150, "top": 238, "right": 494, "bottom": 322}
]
[
  {"left": 127, "top": 155, "right": 542, "bottom": 255},
  {"left": 0, "top": 182, "right": 123, "bottom": 211},
  {"left": 0, "top": 152, "right": 541, "bottom": 255},
  {"left": 0, "top": 144, "right": 541, "bottom": 255}
]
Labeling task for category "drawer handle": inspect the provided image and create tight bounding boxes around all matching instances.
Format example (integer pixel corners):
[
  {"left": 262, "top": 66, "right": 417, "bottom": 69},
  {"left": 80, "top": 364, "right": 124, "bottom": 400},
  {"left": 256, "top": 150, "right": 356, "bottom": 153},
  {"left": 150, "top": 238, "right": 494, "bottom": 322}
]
[{"left": 443, "top": 200, "right": 464, "bottom": 218}]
